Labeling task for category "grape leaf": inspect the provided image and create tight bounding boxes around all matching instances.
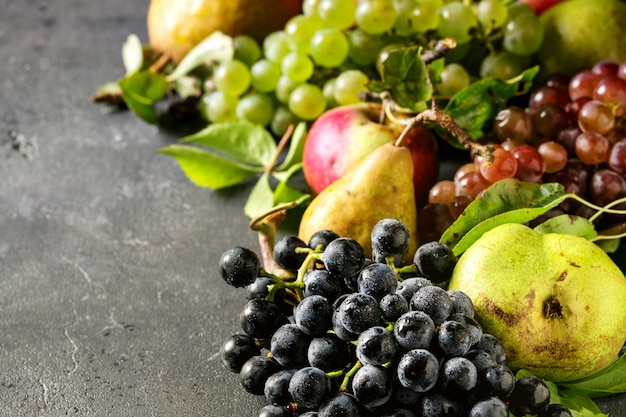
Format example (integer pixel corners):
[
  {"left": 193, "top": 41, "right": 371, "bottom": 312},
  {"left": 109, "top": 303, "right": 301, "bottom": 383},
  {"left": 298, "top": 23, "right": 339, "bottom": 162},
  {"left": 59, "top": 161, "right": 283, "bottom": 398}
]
[
  {"left": 118, "top": 71, "right": 168, "bottom": 124},
  {"left": 444, "top": 66, "right": 539, "bottom": 143},
  {"left": 440, "top": 179, "right": 569, "bottom": 256},
  {"left": 122, "top": 34, "right": 143, "bottom": 75},
  {"left": 367, "top": 46, "right": 433, "bottom": 110},
  {"left": 157, "top": 144, "right": 260, "bottom": 189},
  {"left": 179, "top": 120, "right": 277, "bottom": 168}
]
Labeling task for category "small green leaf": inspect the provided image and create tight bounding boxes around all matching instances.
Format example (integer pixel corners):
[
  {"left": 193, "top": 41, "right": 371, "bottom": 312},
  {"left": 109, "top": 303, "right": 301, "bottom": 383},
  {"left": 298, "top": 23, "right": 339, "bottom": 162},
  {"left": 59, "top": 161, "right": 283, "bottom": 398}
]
[
  {"left": 118, "top": 71, "right": 168, "bottom": 123},
  {"left": 276, "top": 122, "right": 308, "bottom": 171},
  {"left": 166, "top": 31, "right": 234, "bottom": 82},
  {"left": 180, "top": 120, "right": 277, "bottom": 168},
  {"left": 368, "top": 46, "right": 433, "bottom": 110},
  {"left": 244, "top": 172, "right": 275, "bottom": 218},
  {"left": 440, "top": 179, "right": 569, "bottom": 256},
  {"left": 158, "top": 144, "right": 260, "bottom": 189},
  {"left": 444, "top": 66, "right": 539, "bottom": 143},
  {"left": 560, "top": 353, "right": 626, "bottom": 398},
  {"left": 533, "top": 214, "right": 598, "bottom": 240},
  {"left": 122, "top": 34, "right": 143, "bottom": 75},
  {"left": 594, "top": 238, "right": 621, "bottom": 253}
]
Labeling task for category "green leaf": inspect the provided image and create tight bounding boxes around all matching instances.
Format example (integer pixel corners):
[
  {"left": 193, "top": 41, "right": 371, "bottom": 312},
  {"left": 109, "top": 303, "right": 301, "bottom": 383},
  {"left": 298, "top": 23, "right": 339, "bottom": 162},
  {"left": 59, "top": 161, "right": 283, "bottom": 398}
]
[
  {"left": 444, "top": 66, "right": 539, "bottom": 143},
  {"left": 166, "top": 31, "right": 234, "bottom": 82},
  {"left": 122, "top": 34, "right": 143, "bottom": 75},
  {"left": 158, "top": 144, "right": 260, "bottom": 189},
  {"left": 180, "top": 120, "right": 277, "bottom": 168},
  {"left": 533, "top": 214, "right": 598, "bottom": 240},
  {"left": 595, "top": 238, "right": 621, "bottom": 253},
  {"left": 440, "top": 179, "right": 569, "bottom": 256},
  {"left": 560, "top": 354, "right": 626, "bottom": 398},
  {"left": 118, "top": 71, "right": 168, "bottom": 124},
  {"left": 244, "top": 172, "right": 275, "bottom": 218},
  {"left": 276, "top": 122, "right": 308, "bottom": 171},
  {"left": 368, "top": 46, "right": 433, "bottom": 110}
]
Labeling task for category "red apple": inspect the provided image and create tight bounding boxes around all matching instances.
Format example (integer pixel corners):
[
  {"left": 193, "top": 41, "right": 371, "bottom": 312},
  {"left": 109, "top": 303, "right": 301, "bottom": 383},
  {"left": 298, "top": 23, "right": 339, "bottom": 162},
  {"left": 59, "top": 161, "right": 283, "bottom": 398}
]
[
  {"left": 520, "top": 0, "right": 565, "bottom": 15},
  {"left": 302, "top": 103, "right": 439, "bottom": 204}
]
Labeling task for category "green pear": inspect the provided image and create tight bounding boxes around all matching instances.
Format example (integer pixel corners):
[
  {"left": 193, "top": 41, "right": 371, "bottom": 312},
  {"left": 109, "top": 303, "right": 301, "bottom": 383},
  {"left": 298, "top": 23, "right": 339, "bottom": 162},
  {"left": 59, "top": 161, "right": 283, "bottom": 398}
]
[
  {"left": 298, "top": 142, "right": 418, "bottom": 263},
  {"left": 538, "top": 0, "right": 626, "bottom": 77},
  {"left": 448, "top": 223, "right": 626, "bottom": 382}
]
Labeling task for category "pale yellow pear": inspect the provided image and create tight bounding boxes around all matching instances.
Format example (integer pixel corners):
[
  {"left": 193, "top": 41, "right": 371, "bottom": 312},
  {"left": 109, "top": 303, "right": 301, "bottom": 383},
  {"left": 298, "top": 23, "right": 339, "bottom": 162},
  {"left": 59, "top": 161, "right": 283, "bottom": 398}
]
[
  {"left": 147, "top": 0, "right": 302, "bottom": 63},
  {"left": 299, "top": 143, "right": 419, "bottom": 263}
]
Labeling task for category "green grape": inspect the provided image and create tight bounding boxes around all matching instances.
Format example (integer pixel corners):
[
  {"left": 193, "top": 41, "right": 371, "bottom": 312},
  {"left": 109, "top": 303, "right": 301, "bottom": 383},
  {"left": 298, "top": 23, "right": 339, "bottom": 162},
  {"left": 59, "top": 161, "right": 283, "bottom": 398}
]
[
  {"left": 393, "top": 0, "right": 442, "bottom": 35},
  {"left": 281, "top": 52, "right": 315, "bottom": 83},
  {"left": 317, "top": 0, "right": 357, "bottom": 30},
  {"left": 271, "top": 105, "right": 300, "bottom": 137},
  {"left": 475, "top": 0, "right": 508, "bottom": 32},
  {"left": 199, "top": 91, "right": 238, "bottom": 123},
  {"left": 310, "top": 28, "right": 349, "bottom": 68},
  {"left": 250, "top": 59, "right": 281, "bottom": 92},
  {"left": 289, "top": 83, "right": 327, "bottom": 120},
  {"left": 355, "top": 0, "right": 398, "bottom": 34},
  {"left": 213, "top": 60, "right": 251, "bottom": 96},
  {"left": 233, "top": 35, "right": 261, "bottom": 67},
  {"left": 284, "top": 14, "right": 323, "bottom": 53},
  {"left": 348, "top": 29, "right": 384, "bottom": 66},
  {"left": 435, "top": 63, "right": 470, "bottom": 98},
  {"left": 506, "top": 1, "right": 535, "bottom": 20},
  {"left": 322, "top": 77, "right": 339, "bottom": 107},
  {"left": 263, "top": 31, "right": 293, "bottom": 64},
  {"left": 502, "top": 11, "right": 544, "bottom": 56},
  {"left": 303, "top": 0, "right": 322, "bottom": 16},
  {"left": 236, "top": 93, "right": 275, "bottom": 126},
  {"left": 479, "top": 51, "right": 523, "bottom": 80},
  {"left": 276, "top": 75, "right": 303, "bottom": 103},
  {"left": 334, "top": 69, "right": 369, "bottom": 105},
  {"left": 437, "top": 2, "right": 478, "bottom": 45}
]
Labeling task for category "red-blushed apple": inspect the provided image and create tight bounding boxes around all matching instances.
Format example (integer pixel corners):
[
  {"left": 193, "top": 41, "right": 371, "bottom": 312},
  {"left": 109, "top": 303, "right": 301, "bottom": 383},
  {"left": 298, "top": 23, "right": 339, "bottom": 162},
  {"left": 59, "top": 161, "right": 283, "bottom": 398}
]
[
  {"left": 302, "top": 103, "right": 439, "bottom": 204},
  {"left": 520, "top": 0, "right": 565, "bottom": 15}
]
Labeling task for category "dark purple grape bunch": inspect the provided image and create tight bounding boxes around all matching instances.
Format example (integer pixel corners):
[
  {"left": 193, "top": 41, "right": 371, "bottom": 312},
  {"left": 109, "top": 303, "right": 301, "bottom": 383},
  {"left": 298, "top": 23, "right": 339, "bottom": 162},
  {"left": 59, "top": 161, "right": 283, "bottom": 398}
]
[{"left": 217, "top": 219, "right": 569, "bottom": 417}]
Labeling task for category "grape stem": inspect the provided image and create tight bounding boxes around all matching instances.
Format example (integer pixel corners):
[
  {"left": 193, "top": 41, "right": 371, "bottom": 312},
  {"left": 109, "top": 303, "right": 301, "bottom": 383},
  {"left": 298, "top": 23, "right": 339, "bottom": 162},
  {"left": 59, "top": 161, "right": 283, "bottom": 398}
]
[
  {"left": 394, "top": 99, "right": 493, "bottom": 162},
  {"left": 339, "top": 361, "right": 363, "bottom": 392}
]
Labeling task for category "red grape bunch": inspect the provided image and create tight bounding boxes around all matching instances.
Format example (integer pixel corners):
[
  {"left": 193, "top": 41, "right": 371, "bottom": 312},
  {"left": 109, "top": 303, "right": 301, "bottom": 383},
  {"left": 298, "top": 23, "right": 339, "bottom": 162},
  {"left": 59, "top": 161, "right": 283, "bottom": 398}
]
[{"left": 422, "top": 60, "right": 626, "bottom": 242}]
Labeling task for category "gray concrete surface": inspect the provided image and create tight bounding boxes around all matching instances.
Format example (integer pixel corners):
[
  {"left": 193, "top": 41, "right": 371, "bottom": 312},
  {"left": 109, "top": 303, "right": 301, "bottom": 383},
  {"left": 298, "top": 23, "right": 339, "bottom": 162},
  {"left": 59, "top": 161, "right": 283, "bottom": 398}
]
[{"left": 0, "top": 1, "right": 624, "bottom": 416}]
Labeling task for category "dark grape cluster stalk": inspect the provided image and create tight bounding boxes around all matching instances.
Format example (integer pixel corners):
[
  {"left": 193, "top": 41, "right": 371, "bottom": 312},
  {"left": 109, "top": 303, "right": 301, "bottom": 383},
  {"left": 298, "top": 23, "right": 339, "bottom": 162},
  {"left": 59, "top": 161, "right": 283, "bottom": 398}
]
[
  {"left": 423, "top": 59, "right": 626, "bottom": 242},
  {"left": 218, "top": 218, "right": 569, "bottom": 417}
]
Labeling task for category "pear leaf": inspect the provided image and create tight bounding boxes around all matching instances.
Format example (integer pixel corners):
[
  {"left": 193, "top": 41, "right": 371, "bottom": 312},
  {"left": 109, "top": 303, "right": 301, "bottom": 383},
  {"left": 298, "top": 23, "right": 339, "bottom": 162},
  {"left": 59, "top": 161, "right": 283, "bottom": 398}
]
[
  {"left": 533, "top": 214, "right": 598, "bottom": 240},
  {"left": 122, "top": 34, "right": 143, "bottom": 75},
  {"left": 559, "top": 353, "right": 626, "bottom": 398},
  {"left": 440, "top": 179, "right": 569, "bottom": 256},
  {"left": 180, "top": 120, "right": 277, "bottom": 168},
  {"left": 158, "top": 144, "right": 260, "bottom": 189},
  {"left": 118, "top": 71, "right": 168, "bottom": 123},
  {"left": 367, "top": 46, "right": 433, "bottom": 110},
  {"left": 166, "top": 31, "right": 234, "bottom": 82},
  {"left": 244, "top": 172, "right": 275, "bottom": 218}
]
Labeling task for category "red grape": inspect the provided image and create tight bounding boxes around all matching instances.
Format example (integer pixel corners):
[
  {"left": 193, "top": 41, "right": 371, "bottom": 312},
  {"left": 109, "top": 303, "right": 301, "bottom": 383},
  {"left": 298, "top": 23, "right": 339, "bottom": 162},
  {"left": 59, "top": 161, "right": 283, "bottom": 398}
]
[{"left": 575, "top": 131, "right": 610, "bottom": 165}]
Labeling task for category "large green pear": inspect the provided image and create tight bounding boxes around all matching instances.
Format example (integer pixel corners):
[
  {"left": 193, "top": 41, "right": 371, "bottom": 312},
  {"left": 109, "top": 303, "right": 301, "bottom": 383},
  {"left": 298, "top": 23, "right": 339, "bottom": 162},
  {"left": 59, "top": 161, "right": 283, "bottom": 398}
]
[
  {"left": 538, "top": 0, "right": 626, "bottom": 77},
  {"left": 448, "top": 223, "right": 626, "bottom": 382},
  {"left": 298, "top": 143, "right": 418, "bottom": 263}
]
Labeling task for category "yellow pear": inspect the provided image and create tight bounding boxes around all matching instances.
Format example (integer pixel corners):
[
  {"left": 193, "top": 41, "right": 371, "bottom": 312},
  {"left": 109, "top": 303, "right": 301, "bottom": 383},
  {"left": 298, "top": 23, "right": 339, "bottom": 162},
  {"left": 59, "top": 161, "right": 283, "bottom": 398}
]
[
  {"left": 298, "top": 143, "right": 419, "bottom": 263},
  {"left": 147, "top": 0, "right": 303, "bottom": 63}
]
